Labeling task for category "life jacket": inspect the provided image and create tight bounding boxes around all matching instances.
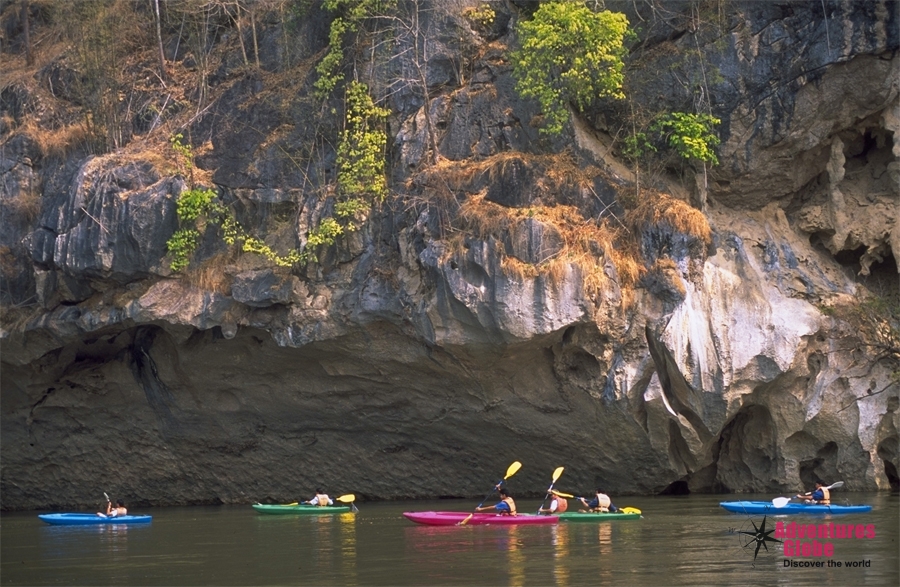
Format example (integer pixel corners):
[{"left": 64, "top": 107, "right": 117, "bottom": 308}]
[
  {"left": 315, "top": 494, "right": 330, "bottom": 506},
  {"left": 596, "top": 493, "right": 611, "bottom": 512},
  {"left": 817, "top": 487, "right": 830, "bottom": 504},
  {"left": 501, "top": 496, "right": 517, "bottom": 515},
  {"left": 555, "top": 497, "right": 568, "bottom": 513}
]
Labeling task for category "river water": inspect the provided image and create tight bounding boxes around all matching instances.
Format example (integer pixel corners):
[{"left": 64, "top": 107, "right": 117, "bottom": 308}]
[{"left": 2, "top": 493, "right": 897, "bottom": 586}]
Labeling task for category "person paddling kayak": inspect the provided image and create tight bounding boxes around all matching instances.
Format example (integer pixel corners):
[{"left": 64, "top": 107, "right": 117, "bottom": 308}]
[
  {"left": 307, "top": 489, "right": 334, "bottom": 506},
  {"left": 476, "top": 488, "right": 517, "bottom": 516},
  {"left": 578, "top": 489, "right": 617, "bottom": 513},
  {"left": 98, "top": 499, "right": 127, "bottom": 517},
  {"left": 538, "top": 493, "right": 568, "bottom": 515},
  {"left": 796, "top": 482, "right": 831, "bottom": 504}
]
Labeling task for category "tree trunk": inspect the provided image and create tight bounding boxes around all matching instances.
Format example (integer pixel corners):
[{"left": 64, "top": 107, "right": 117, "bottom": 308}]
[
  {"left": 153, "top": 0, "right": 166, "bottom": 82},
  {"left": 250, "top": 7, "right": 260, "bottom": 69},
  {"left": 21, "top": 0, "right": 33, "bottom": 66}
]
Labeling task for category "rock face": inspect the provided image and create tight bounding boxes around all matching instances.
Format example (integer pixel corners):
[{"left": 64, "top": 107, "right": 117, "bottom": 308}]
[{"left": 0, "top": 1, "right": 897, "bottom": 510}]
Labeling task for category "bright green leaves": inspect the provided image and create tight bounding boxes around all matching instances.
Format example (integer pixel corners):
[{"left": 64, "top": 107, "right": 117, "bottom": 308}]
[
  {"left": 166, "top": 187, "right": 221, "bottom": 271},
  {"left": 165, "top": 135, "right": 306, "bottom": 271},
  {"left": 306, "top": 217, "right": 345, "bottom": 248},
  {"left": 315, "top": 0, "right": 396, "bottom": 98},
  {"left": 166, "top": 81, "right": 390, "bottom": 272},
  {"left": 512, "top": 1, "right": 629, "bottom": 135},
  {"left": 166, "top": 228, "right": 201, "bottom": 272},
  {"left": 650, "top": 112, "right": 721, "bottom": 165},
  {"left": 307, "top": 80, "right": 390, "bottom": 260},
  {"left": 623, "top": 113, "right": 721, "bottom": 166},
  {"left": 175, "top": 187, "right": 220, "bottom": 222},
  {"left": 337, "top": 81, "right": 389, "bottom": 202},
  {"left": 314, "top": 14, "right": 351, "bottom": 97}
]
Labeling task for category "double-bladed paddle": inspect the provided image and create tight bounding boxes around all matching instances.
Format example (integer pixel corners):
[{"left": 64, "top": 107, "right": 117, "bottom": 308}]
[
  {"left": 98, "top": 492, "right": 111, "bottom": 518},
  {"left": 550, "top": 490, "right": 641, "bottom": 514},
  {"left": 536, "top": 467, "right": 565, "bottom": 514},
  {"left": 335, "top": 493, "right": 359, "bottom": 512},
  {"left": 459, "top": 461, "right": 522, "bottom": 526},
  {"left": 268, "top": 494, "right": 357, "bottom": 510},
  {"left": 773, "top": 481, "right": 844, "bottom": 507}
]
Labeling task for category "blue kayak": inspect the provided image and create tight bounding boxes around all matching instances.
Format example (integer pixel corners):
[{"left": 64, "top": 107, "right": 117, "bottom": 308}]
[
  {"left": 39, "top": 513, "right": 152, "bottom": 525},
  {"left": 719, "top": 501, "right": 872, "bottom": 515}
]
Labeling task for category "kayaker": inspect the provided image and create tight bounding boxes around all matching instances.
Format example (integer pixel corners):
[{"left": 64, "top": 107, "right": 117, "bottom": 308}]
[
  {"left": 98, "top": 499, "right": 127, "bottom": 517},
  {"left": 578, "top": 489, "right": 614, "bottom": 513},
  {"left": 796, "top": 482, "right": 831, "bottom": 505},
  {"left": 538, "top": 493, "right": 568, "bottom": 515},
  {"left": 307, "top": 489, "right": 334, "bottom": 506},
  {"left": 476, "top": 488, "right": 517, "bottom": 516}
]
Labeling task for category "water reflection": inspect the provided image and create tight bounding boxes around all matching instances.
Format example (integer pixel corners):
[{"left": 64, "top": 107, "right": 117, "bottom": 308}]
[
  {"left": 506, "top": 525, "right": 525, "bottom": 587},
  {"left": 552, "top": 523, "right": 570, "bottom": 587},
  {"left": 598, "top": 523, "right": 612, "bottom": 583},
  {"left": 4, "top": 495, "right": 896, "bottom": 587},
  {"left": 338, "top": 513, "right": 357, "bottom": 586}
]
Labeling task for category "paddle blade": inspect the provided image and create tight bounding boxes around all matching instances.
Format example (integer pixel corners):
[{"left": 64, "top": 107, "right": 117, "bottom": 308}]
[
  {"left": 621, "top": 507, "right": 642, "bottom": 515},
  {"left": 826, "top": 481, "right": 844, "bottom": 490},
  {"left": 773, "top": 497, "right": 791, "bottom": 508},
  {"left": 551, "top": 489, "right": 575, "bottom": 499},
  {"left": 103, "top": 492, "right": 110, "bottom": 502},
  {"left": 335, "top": 494, "right": 356, "bottom": 503},
  {"left": 551, "top": 467, "right": 564, "bottom": 483},
  {"left": 505, "top": 461, "right": 522, "bottom": 479},
  {"left": 458, "top": 513, "right": 474, "bottom": 526}
]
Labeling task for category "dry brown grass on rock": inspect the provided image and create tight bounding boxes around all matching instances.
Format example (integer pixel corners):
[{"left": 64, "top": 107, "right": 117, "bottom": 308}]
[
  {"left": 182, "top": 251, "right": 237, "bottom": 295},
  {"left": 626, "top": 190, "right": 712, "bottom": 245},
  {"left": 447, "top": 194, "right": 642, "bottom": 299}
]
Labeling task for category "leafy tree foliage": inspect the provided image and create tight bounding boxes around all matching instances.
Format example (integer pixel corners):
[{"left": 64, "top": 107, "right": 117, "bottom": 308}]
[
  {"left": 650, "top": 112, "right": 721, "bottom": 165},
  {"left": 315, "top": 0, "right": 396, "bottom": 97},
  {"left": 337, "top": 81, "right": 389, "bottom": 203},
  {"left": 511, "top": 1, "right": 629, "bottom": 135}
]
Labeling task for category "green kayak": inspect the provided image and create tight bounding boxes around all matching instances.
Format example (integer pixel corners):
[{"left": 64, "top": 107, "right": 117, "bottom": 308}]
[
  {"left": 558, "top": 511, "right": 641, "bottom": 522},
  {"left": 252, "top": 503, "right": 351, "bottom": 515}
]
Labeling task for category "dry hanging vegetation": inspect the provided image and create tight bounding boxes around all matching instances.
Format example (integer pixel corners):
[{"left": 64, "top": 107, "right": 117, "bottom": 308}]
[
  {"left": 412, "top": 152, "right": 645, "bottom": 303},
  {"left": 625, "top": 190, "right": 712, "bottom": 246},
  {"left": 452, "top": 195, "right": 643, "bottom": 299}
]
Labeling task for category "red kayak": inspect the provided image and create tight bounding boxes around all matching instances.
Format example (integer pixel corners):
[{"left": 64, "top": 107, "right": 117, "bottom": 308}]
[{"left": 403, "top": 511, "right": 558, "bottom": 526}]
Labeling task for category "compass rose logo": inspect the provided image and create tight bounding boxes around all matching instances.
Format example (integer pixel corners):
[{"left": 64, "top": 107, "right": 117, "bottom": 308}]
[{"left": 738, "top": 515, "right": 782, "bottom": 563}]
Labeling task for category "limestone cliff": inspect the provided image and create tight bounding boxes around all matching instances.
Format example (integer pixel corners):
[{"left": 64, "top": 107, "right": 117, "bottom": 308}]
[{"left": 1, "top": 0, "right": 897, "bottom": 510}]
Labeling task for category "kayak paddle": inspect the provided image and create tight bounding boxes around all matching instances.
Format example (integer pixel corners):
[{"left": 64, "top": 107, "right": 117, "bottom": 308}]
[
  {"left": 773, "top": 481, "right": 844, "bottom": 507},
  {"left": 335, "top": 494, "right": 358, "bottom": 512},
  {"left": 97, "top": 492, "right": 111, "bottom": 518},
  {"left": 459, "top": 461, "right": 522, "bottom": 526},
  {"left": 536, "top": 467, "right": 565, "bottom": 514}
]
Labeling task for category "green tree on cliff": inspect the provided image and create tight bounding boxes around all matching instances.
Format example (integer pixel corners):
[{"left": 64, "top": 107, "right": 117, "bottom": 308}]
[{"left": 511, "top": 1, "right": 629, "bottom": 135}]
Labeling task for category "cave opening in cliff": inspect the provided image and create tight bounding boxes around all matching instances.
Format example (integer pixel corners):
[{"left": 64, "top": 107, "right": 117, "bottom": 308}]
[
  {"left": 659, "top": 480, "right": 690, "bottom": 495},
  {"left": 799, "top": 441, "right": 839, "bottom": 488},
  {"left": 884, "top": 460, "right": 899, "bottom": 491},
  {"left": 713, "top": 404, "right": 779, "bottom": 492},
  {"left": 877, "top": 435, "right": 899, "bottom": 491}
]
